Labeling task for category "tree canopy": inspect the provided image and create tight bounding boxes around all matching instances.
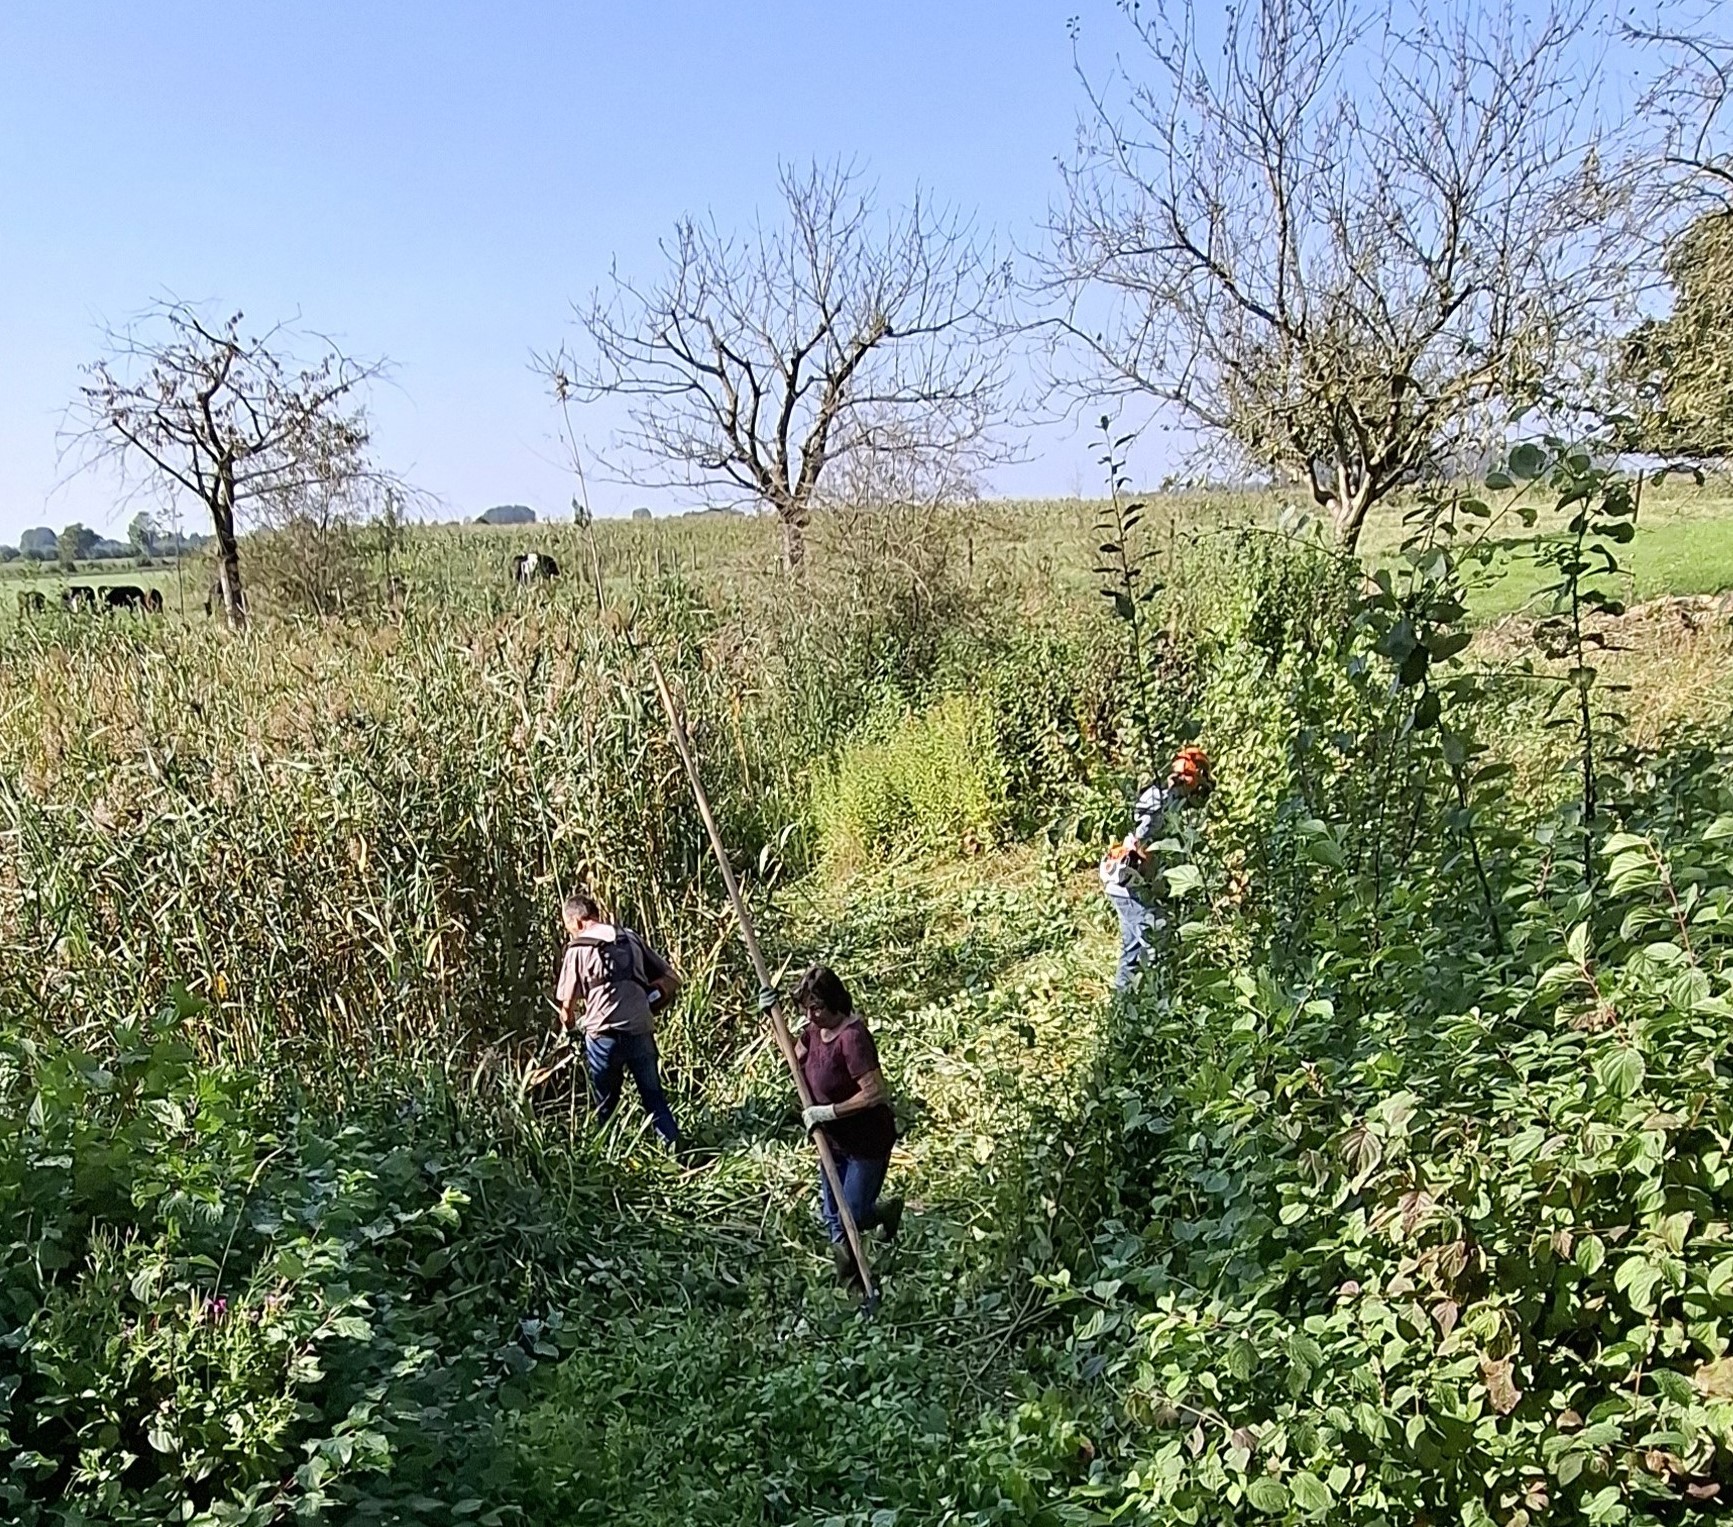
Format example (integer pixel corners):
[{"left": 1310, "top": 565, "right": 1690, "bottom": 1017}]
[
  {"left": 1623, "top": 210, "right": 1733, "bottom": 458},
  {"left": 1043, "top": 0, "right": 1643, "bottom": 551}
]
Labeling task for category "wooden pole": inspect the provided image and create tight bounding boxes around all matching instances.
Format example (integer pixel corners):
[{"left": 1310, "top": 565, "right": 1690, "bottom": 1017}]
[{"left": 645, "top": 653, "right": 876, "bottom": 1301}]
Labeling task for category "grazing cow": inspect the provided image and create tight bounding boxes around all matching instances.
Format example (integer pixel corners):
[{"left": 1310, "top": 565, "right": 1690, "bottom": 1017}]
[
  {"left": 17, "top": 591, "right": 47, "bottom": 617},
  {"left": 102, "top": 585, "right": 163, "bottom": 613},
  {"left": 61, "top": 585, "right": 97, "bottom": 613},
  {"left": 512, "top": 551, "right": 560, "bottom": 585}
]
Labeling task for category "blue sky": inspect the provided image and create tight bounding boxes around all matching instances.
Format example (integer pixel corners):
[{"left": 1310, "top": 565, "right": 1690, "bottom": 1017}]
[{"left": 0, "top": 1, "right": 1126, "bottom": 542}]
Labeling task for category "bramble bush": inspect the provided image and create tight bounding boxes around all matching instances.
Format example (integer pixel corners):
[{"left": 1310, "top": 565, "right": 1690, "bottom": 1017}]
[{"left": 1033, "top": 753, "right": 1733, "bottom": 1522}]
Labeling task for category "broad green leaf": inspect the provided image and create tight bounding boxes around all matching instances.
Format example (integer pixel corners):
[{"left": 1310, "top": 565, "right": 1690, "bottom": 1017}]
[
  {"left": 1705, "top": 1255, "right": 1733, "bottom": 1298},
  {"left": 1289, "top": 1472, "right": 1334, "bottom": 1514},
  {"left": 1224, "top": 1337, "right": 1258, "bottom": 1381},
  {"left": 1246, "top": 1477, "right": 1289, "bottom": 1514},
  {"left": 1595, "top": 1047, "right": 1645, "bottom": 1098},
  {"left": 1614, "top": 1256, "right": 1663, "bottom": 1314},
  {"left": 1575, "top": 1235, "right": 1606, "bottom": 1277},
  {"left": 1164, "top": 863, "right": 1204, "bottom": 898},
  {"left": 1650, "top": 1368, "right": 1695, "bottom": 1405},
  {"left": 1660, "top": 1211, "right": 1694, "bottom": 1255},
  {"left": 1509, "top": 442, "right": 1549, "bottom": 479},
  {"left": 1287, "top": 1333, "right": 1325, "bottom": 1372},
  {"left": 1602, "top": 832, "right": 1651, "bottom": 856}
]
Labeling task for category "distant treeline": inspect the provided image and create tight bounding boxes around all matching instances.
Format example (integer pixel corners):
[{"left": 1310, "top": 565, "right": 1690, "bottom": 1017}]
[{"left": 0, "top": 523, "right": 214, "bottom": 565}]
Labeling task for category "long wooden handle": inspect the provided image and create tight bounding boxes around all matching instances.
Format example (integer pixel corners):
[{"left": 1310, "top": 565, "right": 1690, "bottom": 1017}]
[{"left": 646, "top": 655, "right": 876, "bottom": 1301}]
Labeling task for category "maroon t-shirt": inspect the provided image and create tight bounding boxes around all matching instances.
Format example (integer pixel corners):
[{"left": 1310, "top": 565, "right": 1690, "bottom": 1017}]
[{"left": 800, "top": 1018, "right": 896, "bottom": 1159}]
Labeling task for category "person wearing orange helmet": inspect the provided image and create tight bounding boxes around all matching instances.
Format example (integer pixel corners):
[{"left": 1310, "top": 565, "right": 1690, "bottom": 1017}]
[{"left": 1100, "top": 746, "right": 1213, "bottom": 989}]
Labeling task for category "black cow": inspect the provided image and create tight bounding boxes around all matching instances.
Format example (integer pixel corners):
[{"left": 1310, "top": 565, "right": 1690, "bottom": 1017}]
[
  {"left": 17, "top": 591, "right": 47, "bottom": 617},
  {"left": 103, "top": 585, "right": 164, "bottom": 613},
  {"left": 62, "top": 586, "right": 97, "bottom": 613},
  {"left": 512, "top": 551, "right": 560, "bottom": 585}
]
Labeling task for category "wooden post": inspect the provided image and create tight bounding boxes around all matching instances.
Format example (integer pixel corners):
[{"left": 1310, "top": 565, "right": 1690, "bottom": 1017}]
[{"left": 646, "top": 654, "right": 876, "bottom": 1302}]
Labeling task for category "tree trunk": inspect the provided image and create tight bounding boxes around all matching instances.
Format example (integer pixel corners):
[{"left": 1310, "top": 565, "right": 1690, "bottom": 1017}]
[
  {"left": 1329, "top": 477, "right": 1378, "bottom": 556},
  {"left": 779, "top": 505, "right": 808, "bottom": 571},
  {"left": 211, "top": 462, "right": 248, "bottom": 630}
]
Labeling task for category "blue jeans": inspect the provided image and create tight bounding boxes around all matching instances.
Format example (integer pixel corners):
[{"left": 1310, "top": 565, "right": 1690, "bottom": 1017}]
[
  {"left": 585, "top": 1030, "right": 679, "bottom": 1146},
  {"left": 817, "top": 1151, "right": 890, "bottom": 1244},
  {"left": 1114, "top": 897, "right": 1166, "bottom": 989}
]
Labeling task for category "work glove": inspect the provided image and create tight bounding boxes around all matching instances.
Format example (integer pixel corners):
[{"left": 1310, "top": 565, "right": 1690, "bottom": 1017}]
[
  {"left": 757, "top": 986, "right": 780, "bottom": 1015},
  {"left": 802, "top": 1103, "right": 838, "bottom": 1133}
]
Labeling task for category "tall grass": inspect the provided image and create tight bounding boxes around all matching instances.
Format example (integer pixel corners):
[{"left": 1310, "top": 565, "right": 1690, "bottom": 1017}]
[
  {"left": 6, "top": 486, "right": 1725, "bottom": 1076},
  {"left": 0, "top": 523, "right": 1035, "bottom": 1080},
  {"left": 811, "top": 695, "right": 1011, "bottom": 869}
]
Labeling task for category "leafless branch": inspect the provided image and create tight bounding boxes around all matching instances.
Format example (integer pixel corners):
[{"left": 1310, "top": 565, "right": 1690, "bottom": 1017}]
[
  {"left": 1039, "top": 0, "right": 1649, "bottom": 551},
  {"left": 540, "top": 160, "right": 1015, "bottom": 569},
  {"left": 62, "top": 299, "right": 395, "bottom": 626}
]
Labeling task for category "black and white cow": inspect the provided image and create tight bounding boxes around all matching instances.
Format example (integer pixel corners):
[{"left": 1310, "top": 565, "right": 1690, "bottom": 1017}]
[{"left": 512, "top": 551, "right": 560, "bottom": 586}]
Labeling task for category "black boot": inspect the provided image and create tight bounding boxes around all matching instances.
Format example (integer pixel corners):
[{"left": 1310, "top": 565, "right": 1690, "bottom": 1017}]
[
  {"left": 875, "top": 1196, "right": 904, "bottom": 1243},
  {"left": 831, "top": 1241, "right": 861, "bottom": 1286}
]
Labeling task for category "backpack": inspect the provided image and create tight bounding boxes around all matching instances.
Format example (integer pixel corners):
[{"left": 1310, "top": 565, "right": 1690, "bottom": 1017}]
[{"left": 567, "top": 927, "right": 648, "bottom": 998}]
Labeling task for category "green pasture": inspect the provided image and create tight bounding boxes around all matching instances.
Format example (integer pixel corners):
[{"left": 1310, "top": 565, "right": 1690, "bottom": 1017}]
[
  {"left": 8, "top": 476, "right": 1729, "bottom": 628},
  {"left": 0, "top": 560, "right": 197, "bottom": 618},
  {"left": 1466, "top": 496, "right": 1733, "bottom": 620}
]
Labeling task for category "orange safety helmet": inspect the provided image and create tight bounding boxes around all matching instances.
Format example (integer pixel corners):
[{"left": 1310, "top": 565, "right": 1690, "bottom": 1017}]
[{"left": 1169, "top": 746, "right": 1212, "bottom": 789}]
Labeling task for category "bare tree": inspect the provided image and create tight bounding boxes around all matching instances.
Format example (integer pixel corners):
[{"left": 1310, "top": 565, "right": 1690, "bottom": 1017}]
[
  {"left": 66, "top": 301, "right": 389, "bottom": 626},
  {"left": 1042, "top": 0, "right": 1643, "bottom": 552},
  {"left": 545, "top": 160, "right": 1012, "bottom": 570},
  {"left": 1630, "top": 14, "right": 1732, "bottom": 204}
]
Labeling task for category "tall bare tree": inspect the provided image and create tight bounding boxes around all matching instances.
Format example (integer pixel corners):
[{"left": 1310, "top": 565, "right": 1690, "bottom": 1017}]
[
  {"left": 66, "top": 301, "right": 388, "bottom": 626},
  {"left": 545, "top": 160, "right": 1012, "bottom": 569},
  {"left": 1043, "top": 0, "right": 1643, "bottom": 552}
]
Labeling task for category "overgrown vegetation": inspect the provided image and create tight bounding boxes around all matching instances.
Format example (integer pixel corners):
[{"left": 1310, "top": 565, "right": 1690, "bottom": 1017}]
[{"left": 4, "top": 459, "right": 1733, "bottom": 1522}]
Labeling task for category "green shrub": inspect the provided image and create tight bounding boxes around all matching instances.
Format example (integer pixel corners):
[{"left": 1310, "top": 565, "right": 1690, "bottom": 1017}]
[
  {"left": 0, "top": 993, "right": 577, "bottom": 1523},
  {"left": 813, "top": 696, "right": 1011, "bottom": 869},
  {"left": 1022, "top": 753, "right": 1733, "bottom": 1523}
]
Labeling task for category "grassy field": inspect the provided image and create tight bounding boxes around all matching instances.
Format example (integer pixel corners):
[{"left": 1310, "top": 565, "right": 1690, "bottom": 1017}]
[
  {"left": 1462, "top": 492, "right": 1733, "bottom": 621},
  {"left": 0, "top": 560, "right": 195, "bottom": 615},
  {"left": 7, "top": 475, "right": 1731, "bottom": 627}
]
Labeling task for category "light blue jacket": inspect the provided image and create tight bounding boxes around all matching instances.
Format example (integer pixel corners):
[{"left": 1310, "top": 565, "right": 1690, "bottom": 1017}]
[{"left": 1099, "top": 782, "right": 1177, "bottom": 904}]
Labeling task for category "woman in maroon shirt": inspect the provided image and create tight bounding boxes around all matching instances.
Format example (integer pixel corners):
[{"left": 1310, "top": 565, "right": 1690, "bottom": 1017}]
[{"left": 791, "top": 964, "right": 902, "bottom": 1282}]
